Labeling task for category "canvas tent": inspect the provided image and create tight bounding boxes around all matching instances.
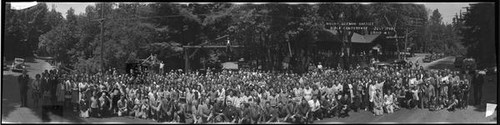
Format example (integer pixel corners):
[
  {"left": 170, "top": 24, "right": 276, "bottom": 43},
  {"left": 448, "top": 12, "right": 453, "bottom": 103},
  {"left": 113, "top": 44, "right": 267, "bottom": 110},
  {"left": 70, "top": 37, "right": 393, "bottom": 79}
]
[
  {"left": 351, "top": 32, "right": 381, "bottom": 43},
  {"left": 222, "top": 62, "right": 238, "bottom": 70}
]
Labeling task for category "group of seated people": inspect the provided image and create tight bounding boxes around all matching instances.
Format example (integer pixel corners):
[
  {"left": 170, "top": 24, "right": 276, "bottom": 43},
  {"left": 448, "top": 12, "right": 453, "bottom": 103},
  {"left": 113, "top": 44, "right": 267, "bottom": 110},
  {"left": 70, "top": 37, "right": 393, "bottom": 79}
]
[{"left": 36, "top": 62, "right": 475, "bottom": 123}]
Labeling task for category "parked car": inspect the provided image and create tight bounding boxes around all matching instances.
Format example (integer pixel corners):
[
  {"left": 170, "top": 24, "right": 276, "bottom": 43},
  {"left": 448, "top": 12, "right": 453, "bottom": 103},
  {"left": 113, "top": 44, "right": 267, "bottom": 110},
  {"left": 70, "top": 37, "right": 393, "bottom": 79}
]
[
  {"left": 373, "top": 62, "right": 392, "bottom": 68},
  {"left": 11, "top": 58, "right": 25, "bottom": 72},
  {"left": 2, "top": 57, "right": 7, "bottom": 70},
  {"left": 462, "top": 58, "right": 476, "bottom": 71},
  {"left": 454, "top": 56, "right": 465, "bottom": 69},
  {"left": 392, "top": 59, "right": 408, "bottom": 66},
  {"left": 423, "top": 55, "right": 432, "bottom": 63}
]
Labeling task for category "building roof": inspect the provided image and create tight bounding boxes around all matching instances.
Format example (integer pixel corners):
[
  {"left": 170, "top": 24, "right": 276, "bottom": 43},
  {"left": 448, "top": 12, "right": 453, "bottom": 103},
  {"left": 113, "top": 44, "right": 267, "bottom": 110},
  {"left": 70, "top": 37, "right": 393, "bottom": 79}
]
[{"left": 351, "top": 33, "right": 381, "bottom": 43}]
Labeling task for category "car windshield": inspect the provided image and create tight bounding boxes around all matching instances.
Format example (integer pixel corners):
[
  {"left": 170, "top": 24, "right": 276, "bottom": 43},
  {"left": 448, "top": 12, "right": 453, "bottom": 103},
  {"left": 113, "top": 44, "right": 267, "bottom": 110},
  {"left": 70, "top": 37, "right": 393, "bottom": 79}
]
[{"left": 15, "top": 59, "right": 24, "bottom": 63}]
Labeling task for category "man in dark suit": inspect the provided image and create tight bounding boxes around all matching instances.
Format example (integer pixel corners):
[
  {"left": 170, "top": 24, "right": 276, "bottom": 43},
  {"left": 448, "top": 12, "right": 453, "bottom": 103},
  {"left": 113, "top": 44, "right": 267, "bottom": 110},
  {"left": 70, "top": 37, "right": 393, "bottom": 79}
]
[
  {"left": 18, "top": 70, "right": 30, "bottom": 107},
  {"left": 473, "top": 71, "right": 484, "bottom": 105},
  {"left": 49, "top": 70, "right": 57, "bottom": 105}
]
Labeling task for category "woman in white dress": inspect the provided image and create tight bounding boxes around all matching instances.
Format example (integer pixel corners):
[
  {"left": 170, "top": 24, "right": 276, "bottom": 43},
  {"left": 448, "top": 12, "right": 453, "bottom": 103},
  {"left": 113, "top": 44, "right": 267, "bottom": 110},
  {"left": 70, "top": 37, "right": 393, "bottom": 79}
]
[
  {"left": 56, "top": 79, "right": 66, "bottom": 105},
  {"left": 369, "top": 82, "right": 377, "bottom": 109}
]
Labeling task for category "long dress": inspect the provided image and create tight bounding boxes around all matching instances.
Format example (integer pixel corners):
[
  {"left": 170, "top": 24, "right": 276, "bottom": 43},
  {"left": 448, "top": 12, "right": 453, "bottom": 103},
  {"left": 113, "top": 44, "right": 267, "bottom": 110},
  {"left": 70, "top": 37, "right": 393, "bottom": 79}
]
[
  {"left": 373, "top": 95, "right": 383, "bottom": 115},
  {"left": 304, "top": 88, "right": 312, "bottom": 101},
  {"left": 384, "top": 94, "right": 394, "bottom": 113},
  {"left": 57, "top": 83, "right": 65, "bottom": 103},
  {"left": 31, "top": 79, "right": 41, "bottom": 107},
  {"left": 369, "top": 85, "right": 376, "bottom": 103}
]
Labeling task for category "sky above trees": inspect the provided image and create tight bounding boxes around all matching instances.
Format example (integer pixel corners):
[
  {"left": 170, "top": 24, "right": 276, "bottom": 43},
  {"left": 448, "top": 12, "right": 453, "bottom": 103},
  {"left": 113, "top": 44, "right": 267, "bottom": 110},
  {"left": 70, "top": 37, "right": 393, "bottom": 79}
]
[{"left": 43, "top": 2, "right": 471, "bottom": 24}]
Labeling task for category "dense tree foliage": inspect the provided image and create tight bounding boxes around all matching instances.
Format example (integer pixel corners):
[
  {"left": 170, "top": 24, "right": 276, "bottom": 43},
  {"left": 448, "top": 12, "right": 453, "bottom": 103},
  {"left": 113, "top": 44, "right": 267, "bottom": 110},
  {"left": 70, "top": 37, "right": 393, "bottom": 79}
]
[
  {"left": 5, "top": 3, "right": 53, "bottom": 59},
  {"left": 459, "top": 3, "right": 496, "bottom": 68},
  {"left": 5, "top": 2, "right": 482, "bottom": 73},
  {"left": 426, "top": 9, "right": 466, "bottom": 56}
]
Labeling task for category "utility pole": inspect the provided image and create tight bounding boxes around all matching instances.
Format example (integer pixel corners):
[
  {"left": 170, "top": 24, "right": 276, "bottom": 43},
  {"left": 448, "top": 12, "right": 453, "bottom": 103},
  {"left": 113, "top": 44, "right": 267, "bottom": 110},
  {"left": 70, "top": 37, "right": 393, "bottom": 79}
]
[{"left": 100, "top": 3, "right": 105, "bottom": 80}]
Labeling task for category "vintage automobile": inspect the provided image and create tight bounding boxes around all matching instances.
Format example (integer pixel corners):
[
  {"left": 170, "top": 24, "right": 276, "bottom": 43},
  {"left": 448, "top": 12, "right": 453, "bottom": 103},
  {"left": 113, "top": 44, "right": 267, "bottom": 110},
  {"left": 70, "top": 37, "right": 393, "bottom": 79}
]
[
  {"left": 454, "top": 56, "right": 465, "bottom": 68},
  {"left": 2, "top": 57, "right": 7, "bottom": 70},
  {"left": 11, "top": 58, "right": 25, "bottom": 72},
  {"left": 423, "top": 55, "right": 432, "bottom": 63},
  {"left": 392, "top": 59, "right": 408, "bottom": 66},
  {"left": 462, "top": 58, "right": 476, "bottom": 71}
]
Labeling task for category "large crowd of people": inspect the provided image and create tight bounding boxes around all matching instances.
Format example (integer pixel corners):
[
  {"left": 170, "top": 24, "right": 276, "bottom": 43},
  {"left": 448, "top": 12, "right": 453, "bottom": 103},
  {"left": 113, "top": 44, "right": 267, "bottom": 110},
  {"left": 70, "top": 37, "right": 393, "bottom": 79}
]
[{"left": 23, "top": 61, "right": 484, "bottom": 124}]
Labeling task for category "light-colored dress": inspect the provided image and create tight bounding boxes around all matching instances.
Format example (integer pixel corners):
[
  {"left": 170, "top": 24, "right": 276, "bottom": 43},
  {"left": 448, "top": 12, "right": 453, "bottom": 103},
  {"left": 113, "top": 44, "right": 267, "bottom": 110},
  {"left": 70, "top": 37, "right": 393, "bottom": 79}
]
[
  {"left": 369, "top": 85, "right": 376, "bottom": 102},
  {"left": 304, "top": 88, "right": 312, "bottom": 101},
  {"left": 57, "top": 83, "right": 65, "bottom": 102},
  {"left": 373, "top": 95, "right": 384, "bottom": 115}
]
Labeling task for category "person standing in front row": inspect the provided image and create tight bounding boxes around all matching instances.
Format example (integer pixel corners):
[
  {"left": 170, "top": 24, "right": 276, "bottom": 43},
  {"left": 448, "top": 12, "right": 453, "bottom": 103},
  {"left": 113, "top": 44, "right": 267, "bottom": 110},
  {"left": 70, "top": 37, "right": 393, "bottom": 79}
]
[
  {"left": 31, "top": 74, "right": 42, "bottom": 108},
  {"left": 18, "top": 70, "right": 30, "bottom": 107}
]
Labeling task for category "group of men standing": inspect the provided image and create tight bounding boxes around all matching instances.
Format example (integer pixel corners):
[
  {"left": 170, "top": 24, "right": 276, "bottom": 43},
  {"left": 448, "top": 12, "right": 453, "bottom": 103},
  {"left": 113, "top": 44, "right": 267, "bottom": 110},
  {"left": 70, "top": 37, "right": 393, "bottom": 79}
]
[{"left": 17, "top": 69, "right": 63, "bottom": 117}]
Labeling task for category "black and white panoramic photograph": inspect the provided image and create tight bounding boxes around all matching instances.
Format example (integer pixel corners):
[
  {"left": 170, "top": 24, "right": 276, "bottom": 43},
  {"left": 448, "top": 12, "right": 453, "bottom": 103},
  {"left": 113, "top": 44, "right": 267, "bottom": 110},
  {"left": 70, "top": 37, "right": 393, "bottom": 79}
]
[{"left": 1, "top": 2, "right": 497, "bottom": 124}]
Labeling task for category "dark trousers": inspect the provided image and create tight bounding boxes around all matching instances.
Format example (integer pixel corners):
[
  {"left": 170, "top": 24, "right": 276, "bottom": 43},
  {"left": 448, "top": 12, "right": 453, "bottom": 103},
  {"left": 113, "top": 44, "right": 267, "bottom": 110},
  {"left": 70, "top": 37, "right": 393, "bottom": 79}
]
[
  {"left": 111, "top": 105, "right": 118, "bottom": 116},
  {"left": 473, "top": 85, "right": 482, "bottom": 105},
  {"left": 51, "top": 92, "right": 57, "bottom": 105},
  {"left": 163, "top": 111, "right": 173, "bottom": 122},
  {"left": 352, "top": 97, "right": 360, "bottom": 112},
  {"left": 20, "top": 89, "right": 27, "bottom": 107},
  {"left": 90, "top": 108, "right": 99, "bottom": 118},
  {"left": 339, "top": 105, "right": 350, "bottom": 118},
  {"left": 361, "top": 94, "right": 369, "bottom": 109},
  {"left": 368, "top": 101, "right": 374, "bottom": 112},
  {"left": 177, "top": 113, "right": 186, "bottom": 123},
  {"left": 64, "top": 98, "right": 72, "bottom": 110},
  {"left": 462, "top": 91, "right": 469, "bottom": 108},
  {"left": 312, "top": 109, "right": 324, "bottom": 120}
]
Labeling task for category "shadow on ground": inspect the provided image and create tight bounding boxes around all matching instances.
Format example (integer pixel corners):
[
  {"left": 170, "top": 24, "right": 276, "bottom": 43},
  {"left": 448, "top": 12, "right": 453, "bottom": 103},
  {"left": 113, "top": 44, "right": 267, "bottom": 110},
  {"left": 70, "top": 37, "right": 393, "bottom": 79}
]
[
  {"left": 2, "top": 73, "right": 86, "bottom": 123},
  {"left": 2, "top": 74, "right": 22, "bottom": 119}
]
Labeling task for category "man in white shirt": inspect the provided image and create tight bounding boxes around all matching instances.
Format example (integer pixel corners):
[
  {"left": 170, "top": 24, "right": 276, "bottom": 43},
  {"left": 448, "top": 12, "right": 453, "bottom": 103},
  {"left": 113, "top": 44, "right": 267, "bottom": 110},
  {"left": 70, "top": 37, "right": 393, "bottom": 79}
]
[{"left": 308, "top": 96, "right": 322, "bottom": 121}]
